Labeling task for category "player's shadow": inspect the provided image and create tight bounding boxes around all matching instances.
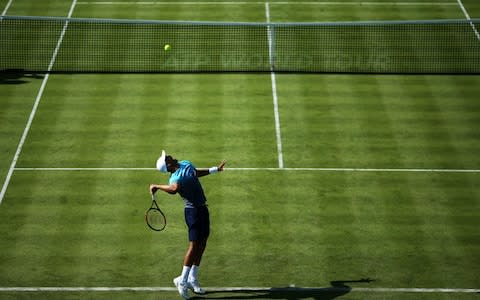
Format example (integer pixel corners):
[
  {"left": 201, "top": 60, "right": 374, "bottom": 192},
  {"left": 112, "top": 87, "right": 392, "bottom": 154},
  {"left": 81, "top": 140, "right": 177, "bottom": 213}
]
[
  {"left": 0, "top": 69, "right": 44, "bottom": 84},
  {"left": 193, "top": 278, "right": 374, "bottom": 300}
]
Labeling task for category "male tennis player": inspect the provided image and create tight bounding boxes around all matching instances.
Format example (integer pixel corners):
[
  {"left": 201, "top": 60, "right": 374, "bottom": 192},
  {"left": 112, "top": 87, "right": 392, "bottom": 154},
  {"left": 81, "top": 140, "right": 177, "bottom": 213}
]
[{"left": 149, "top": 150, "right": 226, "bottom": 300}]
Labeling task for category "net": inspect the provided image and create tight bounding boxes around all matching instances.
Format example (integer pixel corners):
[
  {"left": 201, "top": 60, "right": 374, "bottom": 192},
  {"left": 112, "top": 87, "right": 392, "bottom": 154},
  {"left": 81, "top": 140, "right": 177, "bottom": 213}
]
[{"left": 1, "top": 15, "right": 480, "bottom": 74}]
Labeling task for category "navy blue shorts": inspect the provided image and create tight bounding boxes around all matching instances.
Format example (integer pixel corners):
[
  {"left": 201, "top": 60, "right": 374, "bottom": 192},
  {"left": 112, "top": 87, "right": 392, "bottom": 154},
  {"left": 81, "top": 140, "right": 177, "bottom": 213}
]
[{"left": 184, "top": 206, "right": 210, "bottom": 241}]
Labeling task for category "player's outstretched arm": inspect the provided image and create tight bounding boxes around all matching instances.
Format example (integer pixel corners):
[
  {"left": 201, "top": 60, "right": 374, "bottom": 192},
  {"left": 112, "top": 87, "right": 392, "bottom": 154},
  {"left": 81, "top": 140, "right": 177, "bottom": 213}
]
[{"left": 196, "top": 160, "right": 227, "bottom": 177}]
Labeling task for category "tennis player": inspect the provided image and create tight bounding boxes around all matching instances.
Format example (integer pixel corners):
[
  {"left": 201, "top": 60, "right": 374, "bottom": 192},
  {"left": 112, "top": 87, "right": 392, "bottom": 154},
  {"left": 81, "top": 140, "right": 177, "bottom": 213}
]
[{"left": 150, "top": 150, "right": 226, "bottom": 300}]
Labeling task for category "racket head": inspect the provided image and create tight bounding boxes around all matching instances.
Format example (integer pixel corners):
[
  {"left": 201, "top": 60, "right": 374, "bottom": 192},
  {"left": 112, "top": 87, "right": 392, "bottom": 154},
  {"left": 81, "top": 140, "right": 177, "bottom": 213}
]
[{"left": 145, "top": 206, "right": 167, "bottom": 231}]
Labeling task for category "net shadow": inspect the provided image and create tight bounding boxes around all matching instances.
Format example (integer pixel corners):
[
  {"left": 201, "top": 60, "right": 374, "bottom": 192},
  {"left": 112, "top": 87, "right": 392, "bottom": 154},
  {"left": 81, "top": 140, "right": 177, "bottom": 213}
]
[{"left": 0, "top": 69, "right": 44, "bottom": 85}]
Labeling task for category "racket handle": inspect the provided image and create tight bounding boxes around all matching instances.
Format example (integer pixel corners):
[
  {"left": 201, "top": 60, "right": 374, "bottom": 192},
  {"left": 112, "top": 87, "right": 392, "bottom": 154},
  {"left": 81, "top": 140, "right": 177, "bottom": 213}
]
[{"left": 151, "top": 192, "right": 156, "bottom": 201}]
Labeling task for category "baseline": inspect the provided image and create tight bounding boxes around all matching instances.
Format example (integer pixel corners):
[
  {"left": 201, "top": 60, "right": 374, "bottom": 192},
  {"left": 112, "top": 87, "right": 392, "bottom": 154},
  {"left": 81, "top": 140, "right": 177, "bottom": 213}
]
[
  {"left": 76, "top": 2, "right": 459, "bottom": 6},
  {"left": 0, "top": 286, "right": 478, "bottom": 293}
]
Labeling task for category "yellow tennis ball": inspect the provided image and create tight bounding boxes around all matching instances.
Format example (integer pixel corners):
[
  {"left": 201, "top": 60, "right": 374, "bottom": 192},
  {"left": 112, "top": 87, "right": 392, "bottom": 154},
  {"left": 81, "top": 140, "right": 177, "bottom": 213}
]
[{"left": 164, "top": 44, "right": 171, "bottom": 51}]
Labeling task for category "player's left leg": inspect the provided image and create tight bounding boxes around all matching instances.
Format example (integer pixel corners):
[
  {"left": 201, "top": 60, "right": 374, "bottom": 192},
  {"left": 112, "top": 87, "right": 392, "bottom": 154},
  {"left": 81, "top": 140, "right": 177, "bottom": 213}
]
[
  {"left": 176, "top": 206, "right": 210, "bottom": 296},
  {"left": 187, "top": 206, "right": 209, "bottom": 294}
]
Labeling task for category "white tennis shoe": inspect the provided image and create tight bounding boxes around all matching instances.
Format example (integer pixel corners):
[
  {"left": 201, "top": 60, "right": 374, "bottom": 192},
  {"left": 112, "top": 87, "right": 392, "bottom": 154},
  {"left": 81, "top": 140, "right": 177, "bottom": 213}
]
[
  {"left": 187, "top": 280, "right": 206, "bottom": 294},
  {"left": 173, "top": 276, "right": 190, "bottom": 299}
]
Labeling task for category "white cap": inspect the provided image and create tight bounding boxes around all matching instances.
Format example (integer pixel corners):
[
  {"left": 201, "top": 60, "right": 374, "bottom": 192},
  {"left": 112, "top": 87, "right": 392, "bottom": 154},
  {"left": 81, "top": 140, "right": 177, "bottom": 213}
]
[{"left": 156, "top": 150, "right": 167, "bottom": 173}]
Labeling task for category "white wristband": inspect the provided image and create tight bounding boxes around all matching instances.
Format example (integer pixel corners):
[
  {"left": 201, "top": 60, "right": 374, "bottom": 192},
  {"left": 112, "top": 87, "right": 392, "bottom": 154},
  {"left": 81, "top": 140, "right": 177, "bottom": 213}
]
[{"left": 209, "top": 166, "right": 218, "bottom": 174}]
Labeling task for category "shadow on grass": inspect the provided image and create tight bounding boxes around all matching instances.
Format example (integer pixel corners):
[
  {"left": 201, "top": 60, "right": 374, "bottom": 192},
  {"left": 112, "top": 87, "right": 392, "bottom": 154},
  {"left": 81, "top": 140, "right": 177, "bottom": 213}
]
[
  {"left": 0, "top": 69, "right": 44, "bottom": 84},
  {"left": 193, "top": 278, "right": 374, "bottom": 300}
]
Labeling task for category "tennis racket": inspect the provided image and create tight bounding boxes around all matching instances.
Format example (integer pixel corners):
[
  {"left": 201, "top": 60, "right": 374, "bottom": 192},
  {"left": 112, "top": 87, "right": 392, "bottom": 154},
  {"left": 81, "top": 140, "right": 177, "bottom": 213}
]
[{"left": 145, "top": 193, "right": 167, "bottom": 231}]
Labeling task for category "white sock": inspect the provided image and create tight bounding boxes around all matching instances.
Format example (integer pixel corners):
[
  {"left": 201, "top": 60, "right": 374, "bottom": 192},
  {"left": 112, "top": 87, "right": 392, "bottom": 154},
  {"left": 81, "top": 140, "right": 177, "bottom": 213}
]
[
  {"left": 188, "top": 265, "right": 199, "bottom": 282},
  {"left": 180, "top": 266, "right": 191, "bottom": 283}
]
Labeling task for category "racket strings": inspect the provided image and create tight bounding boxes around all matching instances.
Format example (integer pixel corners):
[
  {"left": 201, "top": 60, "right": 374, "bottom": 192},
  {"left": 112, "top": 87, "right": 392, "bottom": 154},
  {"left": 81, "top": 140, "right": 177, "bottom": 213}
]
[{"left": 146, "top": 209, "right": 166, "bottom": 231}]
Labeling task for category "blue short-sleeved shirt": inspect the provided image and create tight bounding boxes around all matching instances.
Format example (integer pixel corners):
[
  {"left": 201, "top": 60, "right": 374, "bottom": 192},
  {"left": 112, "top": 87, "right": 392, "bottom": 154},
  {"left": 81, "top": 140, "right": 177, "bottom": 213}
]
[{"left": 169, "top": 160, "right": 207, "bottom": 208}]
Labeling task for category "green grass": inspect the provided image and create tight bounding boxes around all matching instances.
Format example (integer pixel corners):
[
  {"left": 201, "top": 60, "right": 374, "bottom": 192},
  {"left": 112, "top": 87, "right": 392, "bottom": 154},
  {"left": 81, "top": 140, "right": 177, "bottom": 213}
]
[
  {"left": 269, "top": 1, "right": 466, "bottom": 22},
  {"left": 0, "top": 76, "right": 43, "bottom": 182},
  {"left": 278, "top": 74, "right": 480, "bottom": 169},
  {"left": 75, "top": 2, "right": 267, "bottom": 21},
  {"left": 1, "top": 171, "right": 479, "bottom": 287},
  {"left": 1, "top": 1, "right": 479, "bottom": 300},
  {"left": 16, "top": 74, "right": 278, "bottom": 168},
  {"left": 0, "top": 170, "right": 478, "bottom": 299}
]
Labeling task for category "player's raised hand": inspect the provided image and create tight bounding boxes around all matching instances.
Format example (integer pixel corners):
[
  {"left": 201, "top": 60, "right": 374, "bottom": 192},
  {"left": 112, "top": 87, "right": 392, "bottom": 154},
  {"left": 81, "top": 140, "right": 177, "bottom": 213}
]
[
  {"left": 149, "top": 184, "right": 159, "bottom": 194},
  {"left": 218, "top": 160, "right": 227, "bottom": 171}
]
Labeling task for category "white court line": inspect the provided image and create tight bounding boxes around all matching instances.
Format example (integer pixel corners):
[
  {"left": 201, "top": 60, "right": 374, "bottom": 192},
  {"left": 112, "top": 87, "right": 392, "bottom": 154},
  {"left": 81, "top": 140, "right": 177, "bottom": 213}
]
[
  {"left": 76, "top": 1, "right": 458, "bottom": 5},
  {"left": 280, "top": 1, "right": 458, "bottom": 4},
  {"left": 13, "top": 167, "right": 480, "bottom": 173},
  {"left": 15, "top": 168, "right": 155, "bottom": 171},
  {"left": 1, "top": 0, "right": 13, "bottom": 16},
  {"left": 0, "top": 286, "right": 478, "bottom": 293},
  {"left": 0, "top": 0, "right": 78, "bottom": 206},
  {"left": 456, "top": 0, "right": 480, "bottom": 42},
  {"left": 228, "top": 167, "right": 480, "bottom": 173},
  {"left": 265, "top": 2, "right": 284, "bottom": 169}
]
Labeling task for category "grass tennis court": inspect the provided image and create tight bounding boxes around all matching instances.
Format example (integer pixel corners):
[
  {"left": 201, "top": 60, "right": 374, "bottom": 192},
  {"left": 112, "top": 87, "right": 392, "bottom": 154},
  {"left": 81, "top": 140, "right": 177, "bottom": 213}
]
[{"left": 1, "top": 0, "right": 479, "bottom": 299}]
